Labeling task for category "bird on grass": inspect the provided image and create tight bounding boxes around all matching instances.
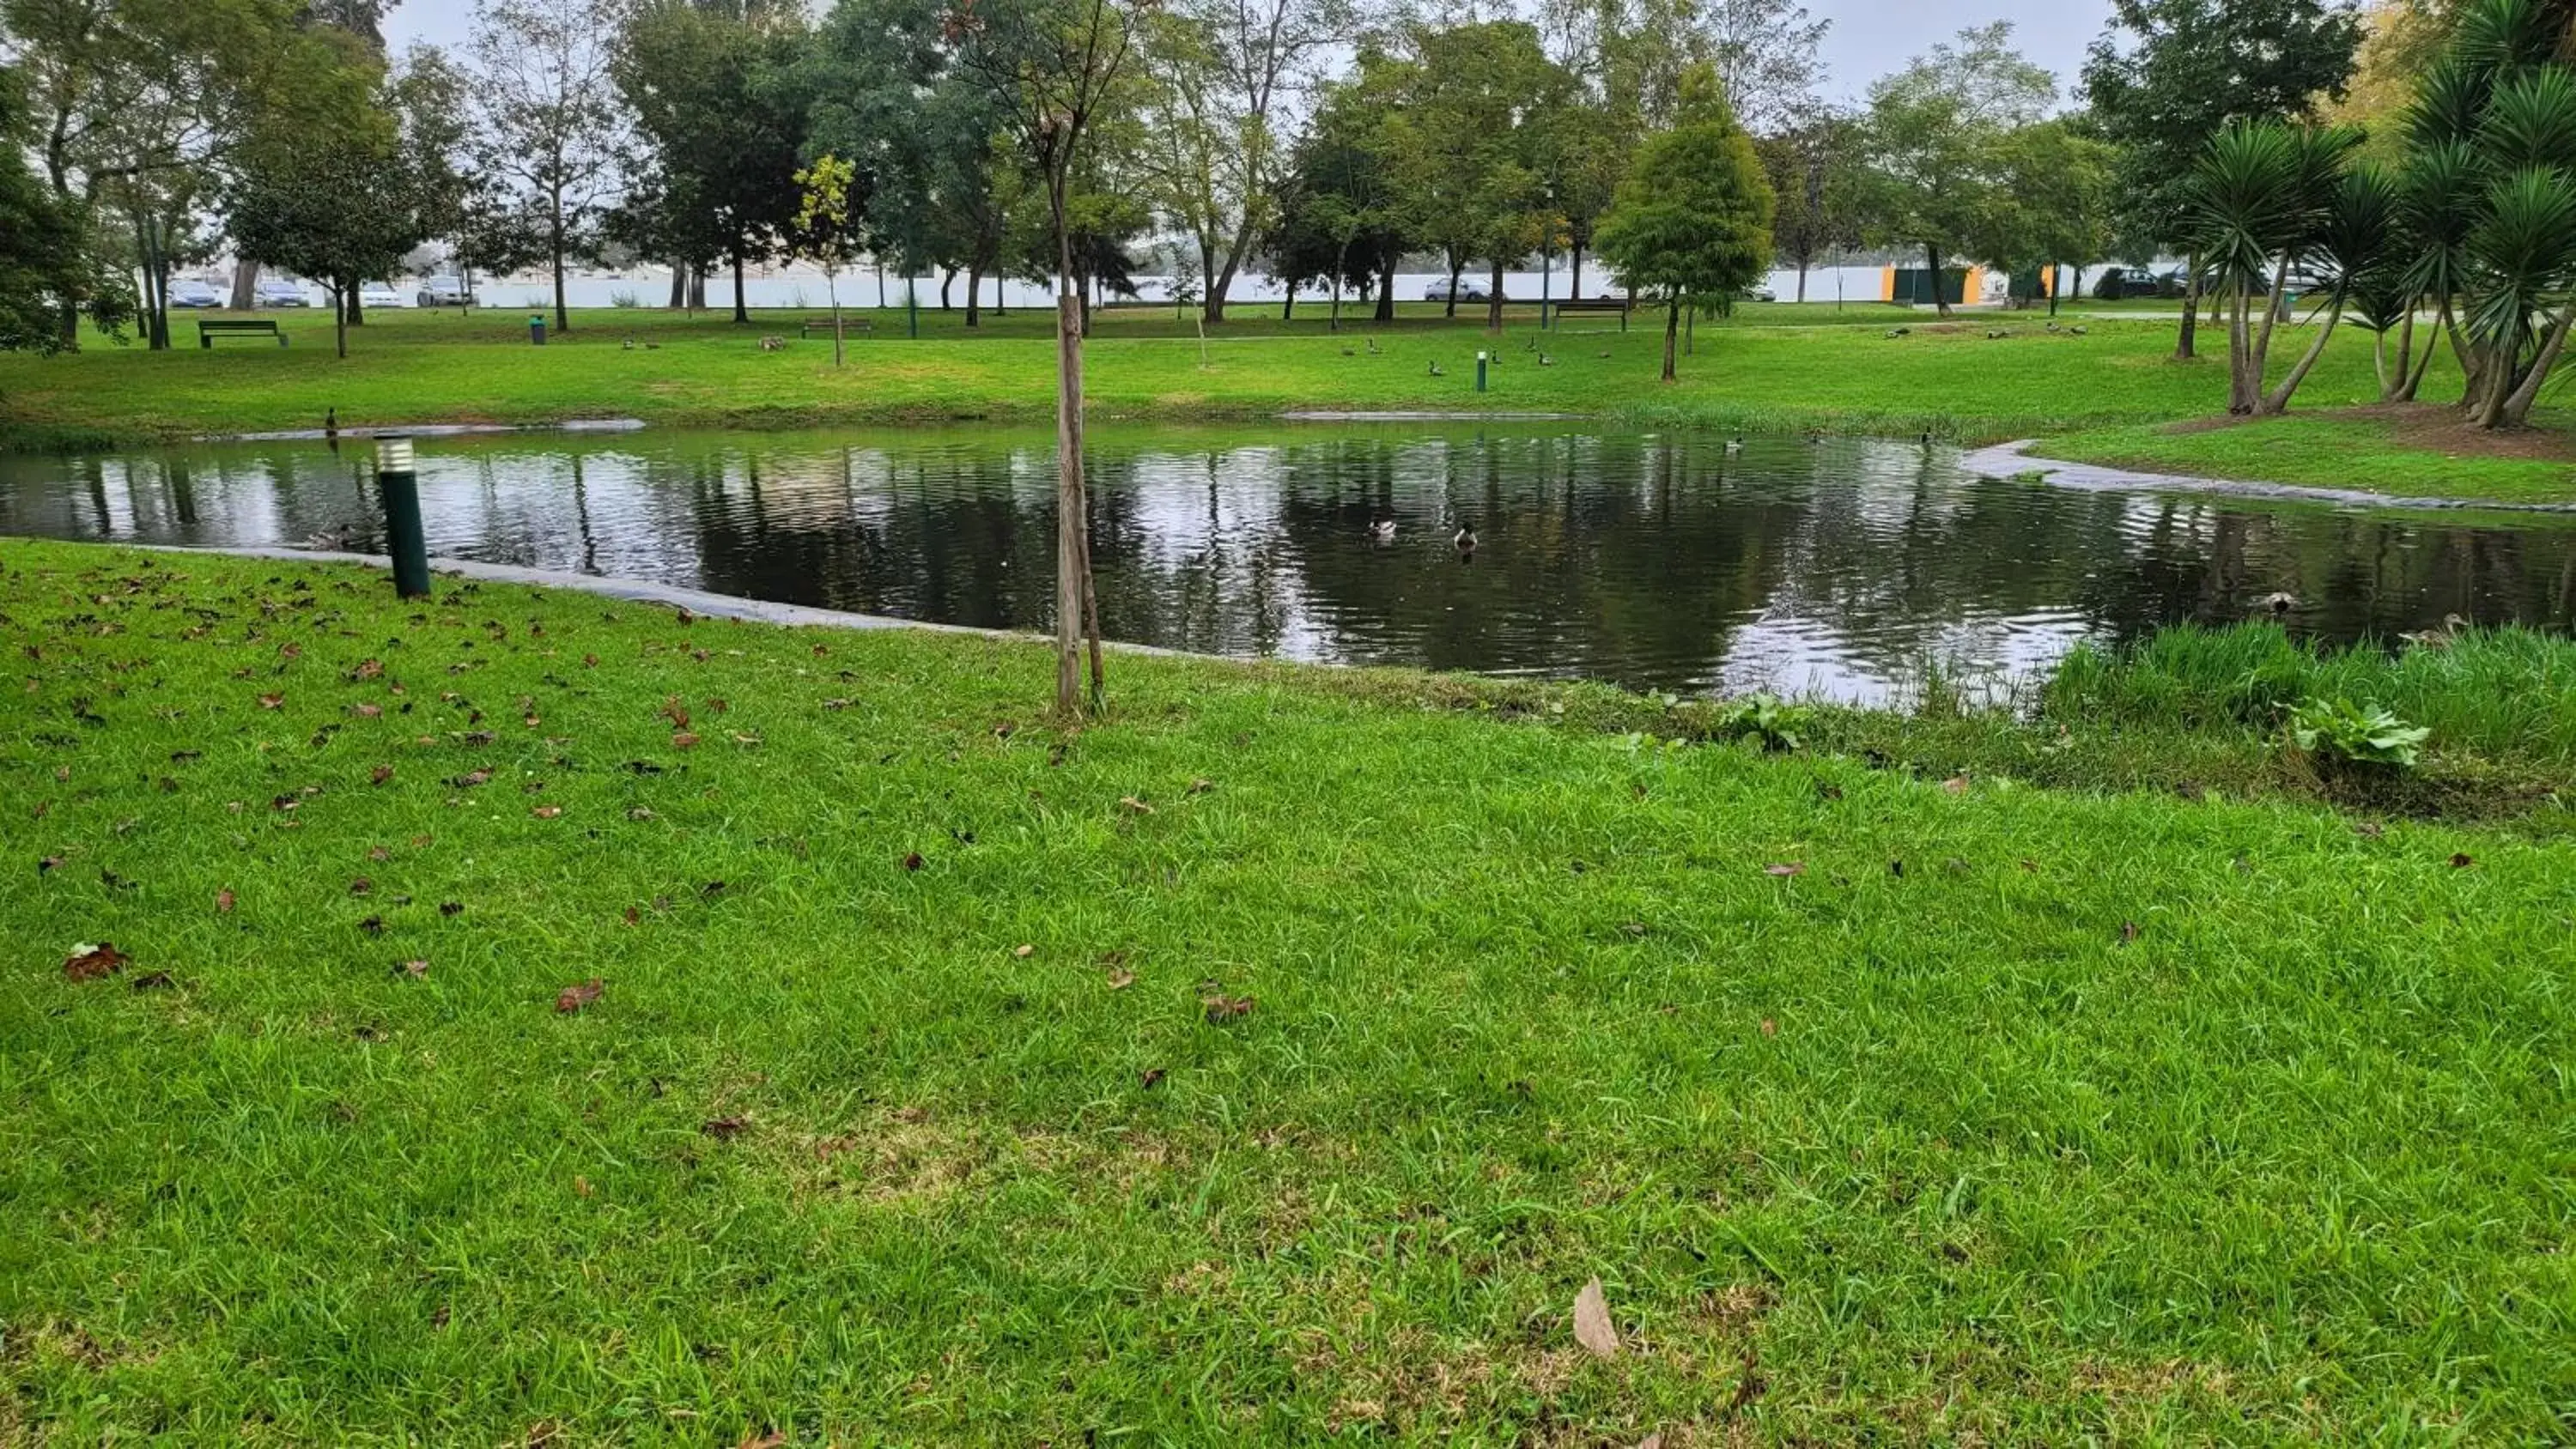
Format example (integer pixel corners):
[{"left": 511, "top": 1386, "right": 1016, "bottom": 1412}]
[
  {"left": 1366, "top": 336, "right": 1381, "bottom": 355},
  {"left": 1886, "top": 327, "right": 1911, "bottom": 338},
  {"left": 622, "top": 337, "right": 636, "bottom": 351},
  {"left": 2068, "top": 325, "right": 2087, "bottom": 336},
  {"left": 1370, "top": 519, "right": 1397, "bottom": 542},
  {"left": 1984, "top": 329, "right": 2009, "bottom": 339},
  {"left": 1597, "top": 350, "right": 1613, "bottom": 359},
  {"left": 1538, "top": 353, "right": 1556, "bottom": 367},
  {"left": 324, "top": 407, "right": 338, "bottom": 437},
  {"left": 1428, "top": 361, "right": 1445, "bottom": 377}
]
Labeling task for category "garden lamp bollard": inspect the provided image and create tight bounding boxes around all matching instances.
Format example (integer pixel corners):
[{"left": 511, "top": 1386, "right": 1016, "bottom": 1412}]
[
  {"left": 529, "top": 313, "right": 547, "bottom": 346},
  {"left": 376, "top": 435, "right": 432, "bottom": 599},
  {"left": 1475, "top": 351, "right": 1488, "bottom": 393}
]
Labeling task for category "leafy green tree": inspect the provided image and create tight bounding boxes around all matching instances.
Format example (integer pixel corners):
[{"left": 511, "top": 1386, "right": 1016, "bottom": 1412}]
[
  {"left": 1860, "top": 24, "right": 2057, "bottom": 318},
  {"left": 1966, "top": 118, "right": 2117, "bottom": 312},
  {"left": 226, "top": 91, "right": 421, "bottom": 358},
  {"left": 1756, "top": 104, "right": 1865, "bottom": 301},
  {"left": 465, "top": 0, "right": 629, "bottom": 334},
  {"left": 1133, "top": 0, "right": 1351, "bottom": 323},
  {"left": 792, "top": 152, "right": 863, "bottom": 364},
  {"left": 0, "top": 59, "right": 109, "bottom": 353},
  {"left": 2185, "top": 121, "right": 2362, "bottom": 412},
  {"left": 614, "top": 0, "right": 811, "bottom": 324},
  {"left": 1594, "top": 63, "right": 1773, "bottom": 381},
  {"left": 1385, "top": 21, "right": 1574, "bottom": 330},
  {"left": 2081, "top": 0, "right": 2362, "bottom": 357},
  {"left": 1271, "top": 57, "right": 1409, "bottom": 324}
]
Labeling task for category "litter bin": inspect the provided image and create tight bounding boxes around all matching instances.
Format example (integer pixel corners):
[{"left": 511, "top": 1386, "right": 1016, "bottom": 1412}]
[{"left": 529, "top": 313, "right": 547, "bottom": 346}]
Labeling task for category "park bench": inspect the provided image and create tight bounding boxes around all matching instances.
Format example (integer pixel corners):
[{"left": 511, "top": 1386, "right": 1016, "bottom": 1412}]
[
  {"left": 198, "top": 318, "right": 287, "bottom": 349},
  {"left": 799, "top": 316, "right": 876, "bottom": 340},
  {"left": 1543, "top": 296, "right": 1632, "bottom": 331}
]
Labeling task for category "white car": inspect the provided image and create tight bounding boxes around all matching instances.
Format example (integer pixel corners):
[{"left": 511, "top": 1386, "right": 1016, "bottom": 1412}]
[
  {"left": 254, "top": 278, "right": 311, "bottom": 307},
  {"left": 357, "top": 282, "right": 404, "bottom": 310}
]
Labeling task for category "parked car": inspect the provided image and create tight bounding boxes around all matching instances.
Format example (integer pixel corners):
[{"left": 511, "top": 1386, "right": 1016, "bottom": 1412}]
[
  {"left": 1423, "top": 278, "right": 1491, "bottom": 302},
  {"left": 357, "top": 282, "right": 404, "bottom": 311},
  {"left": 416, "top": 275, "right": 477, "bottom": 308},
  {"left": 1738, "top": 286, "right": 1777, "bottom": 303},
  {"left": 254, "top": 278, "right": 311, "bottom": 307},
  {"left": 167, "top": 279, "right": 224, "bottom": 309},
  {"left": 2090, "top": 266, "right": 2178, "bottom": 300}
]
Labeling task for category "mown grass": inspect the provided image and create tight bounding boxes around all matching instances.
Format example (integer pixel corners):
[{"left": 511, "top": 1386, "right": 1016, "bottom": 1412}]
[
  {"left": 0, "top": 303, "right": 2506, "bottom": 465},
  {"left": 3, "top": 537, "right": 2572, "bottom": 1443},
  {"left": 2035, "top": 411, "right": 2576, "bottom": 507}
]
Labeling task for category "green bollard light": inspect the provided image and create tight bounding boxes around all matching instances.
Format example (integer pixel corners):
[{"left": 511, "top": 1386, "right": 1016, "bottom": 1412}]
[
  {"left": 1475, "top": 351, "right": 1488, "bottom": 393},
  {"left": 376, "top": 435, "right": 432, "bottom": 598}
]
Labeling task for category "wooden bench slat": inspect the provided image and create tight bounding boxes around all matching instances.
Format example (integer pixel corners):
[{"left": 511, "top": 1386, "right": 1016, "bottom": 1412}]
[{"left": 198, "top": 319, "right": 288, "bottom": 349}]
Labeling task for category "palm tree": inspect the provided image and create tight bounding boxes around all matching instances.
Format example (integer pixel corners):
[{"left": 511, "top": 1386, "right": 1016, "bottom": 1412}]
[{"left": 2259, "top": 160, "right": 2403, "bottom": 413}]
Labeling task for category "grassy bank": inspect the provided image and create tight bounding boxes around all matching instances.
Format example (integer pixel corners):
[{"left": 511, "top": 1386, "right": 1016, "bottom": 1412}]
[
  {"left": 4, "top": 538, "right": 2571, "bottom": 1442},
  {"left": 2035, "top": 409, "right": 2576, "bottom": 507},
  {"left": 18, "top": 302, "right": 2566, "bottom": 496}
]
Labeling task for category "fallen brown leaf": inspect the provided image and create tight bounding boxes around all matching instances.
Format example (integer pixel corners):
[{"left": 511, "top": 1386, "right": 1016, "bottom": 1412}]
[
  {"left": 258, "top": 693, "right": 284, "bottom": 709},
  {"left": 1012, "top": 943, "right": 1035, "bottom": 959},
  {"left": 1760, "top": 1017, "right": 1777, "bottom": 1037},
  {"left": 39, "top": 854, "right": 63, "bottom": 875},
  {"left": 701, "top": 1116, "right": 749, "bottom": 1142},
  {"left": 350, "top": 658, "right": 384, "bottom": 681},
  {"left": 1187, "top": 778, "right": 1214, "bottom": 795},
  {"left": 1572, "top": 1276, "right": 1619, "bottom": 1357},
  {"left": 1107, "top": 969, "right": 1136, "bottom": 990},
  {"left": 735, "top": 1431, "right": 786, "bottom": 1449},
  {"left": 2118, "top": 921, "right": 2141, "bottom": 943},
  {"left": 1139, "top": 1067, "right": 1167, "bottom": 1088},
  {"left": 352, "top": 702, "right": 382, "bottom": 718},
  {"left": 216, "top": 888, "right": 235, "bottom": 913},
  {"left": 1202, "top": 993, "right": 1255, "bottom": 1025},
  {"left": 902, "top": 852, "right": 924, "bottom": 872},
  {"left": 1764, "top": 862, "right": 1806, "bottom": 877},
  {"left": 1941, "top": 775, "right": 1970, "bottom": 795},
  {"left": 350, "top": 876, "right": 373, "bottom": 895},
  {"left": 2353, "top": 822, "right": 2385, "bottom": 839},
  {"left": 671, "top": 731, "right": 700, "bottom": 749},
  {"left": 555, "top": 979, "right": 604, "bottom": 1014},
  {"left": 63, "top": 942, "right": 127, "bottom": 981},
  {"left": 1119, "top": 796, "right": 1156, "bottom": 815},
  {"left": 451, "top": 768, "right": 492, "bottom": 788},
  {"left": 532, "top": 804, "right": 562, "bottom": 819},
  {"left": 400, "top": 960, "right": 428, "bottom": 979}
]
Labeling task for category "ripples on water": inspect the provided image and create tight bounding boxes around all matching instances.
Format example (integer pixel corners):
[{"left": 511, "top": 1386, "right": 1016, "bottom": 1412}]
[{"left": 5, "top": 424, "right": 2571, "bottom": 703}]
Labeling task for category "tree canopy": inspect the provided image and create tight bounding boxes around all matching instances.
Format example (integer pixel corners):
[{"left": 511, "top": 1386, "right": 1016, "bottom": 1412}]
[{"left": 1594, "top": 63, "right": 1773, "bottom": 379}]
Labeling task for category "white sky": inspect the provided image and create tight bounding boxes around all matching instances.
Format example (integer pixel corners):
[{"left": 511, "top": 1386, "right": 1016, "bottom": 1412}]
[{"left": 383, "top": 0, "right": 2112, "bottom": 106}]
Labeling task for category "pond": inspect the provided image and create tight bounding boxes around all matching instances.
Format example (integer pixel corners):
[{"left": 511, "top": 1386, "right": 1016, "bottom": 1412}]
[{"left": 5, "top": 423, "right": 2573, "bottom": 703}]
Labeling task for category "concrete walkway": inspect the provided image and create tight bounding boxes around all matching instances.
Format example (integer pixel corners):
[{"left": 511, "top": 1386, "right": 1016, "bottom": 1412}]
[{"left": 1958, "top": 440, "right": 2576, "bottom": 515}]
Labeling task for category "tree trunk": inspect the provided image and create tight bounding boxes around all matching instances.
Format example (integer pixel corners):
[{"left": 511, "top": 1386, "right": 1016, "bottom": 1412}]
[
  {"left": 1376, "top": 256, "right": 1397, "bottom": 322},
  {"left": 2382, "top": 309, "right": 2415, "bottom": 402},
  {"left": 232, "top": 258, "right": 258, "bottom": 311},
  {"left": 2177, "top": 253, "right": 2201, "bottom": 361},
  {"left": 348, "top": 275, "right": 367, "bottom": 327},
  {"left": 1571, "top": 242, "right": 1585, "bottom": 300},
  {"left": 1795, "top": 259, "right": 1809, "bottom": 303},
  {"left": 939, "top": 267, "right": 955, "bottom": 311},
  {"left": 1925, "top": 242, "right": 1948, "bottom": 318},
  {"left": 1206, "top": 246, "right": 1232, "bottom": 324},
  {"left": 2258, "top": 290, "right": 2342, "bottom": 414},
  {"left": 2227, "top": 281, "right": 2255, "bottom": 414},
  {"left": 1445, "top": 253, "right": 1461, "bottom": 318},
  {"left": 1281, "top": 282, "right": 1294, "bottom": 320},
  {"left": 1661, "top": 299, "right": 1680, "bottom": 382},
  {"left": 2401, "top": 298, "right": 2449, "bottom": 403},
  {"left": 1050, "top": 174, "right": 1099, "bottom": 716},
  {"left": 1485, "top": 258, "right": 1505, "bottom": 333},
  {"left": 2247, "top": 256, "right": 2290, "bottom": 391},
  {"left": 966, "top": 264, "right": 982, "bottom": 328},
  {"left": 828, "top": 273, "right": 846, "bottom": 368},
  {"left": 2496, "top": 305, "right": 2574, "bottom": 427},
  {"left": 2047, "top": 262, "right": 2060, "bottom": 317},
  {"left": 550, "top": 188, "right": 570, "bottom": 335},
  {"left": 732, "top": 253, "right": 750, "bottom": 324},
  {"left": 334, "top": 280, "right": 349, "bottom": 360},
  {"left": 668, "top": 261, "right": 688, "bottom": 309}
]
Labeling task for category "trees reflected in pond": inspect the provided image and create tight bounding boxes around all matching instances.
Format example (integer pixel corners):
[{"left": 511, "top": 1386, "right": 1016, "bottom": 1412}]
[{"left": 8, "top": 424, "right": 2573, "bottom": 701}]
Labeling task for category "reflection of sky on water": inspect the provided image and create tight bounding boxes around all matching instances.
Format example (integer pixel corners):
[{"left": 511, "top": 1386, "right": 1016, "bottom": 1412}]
[{"left": 7, "top": 425, "right": 2573, "bottom": 705}]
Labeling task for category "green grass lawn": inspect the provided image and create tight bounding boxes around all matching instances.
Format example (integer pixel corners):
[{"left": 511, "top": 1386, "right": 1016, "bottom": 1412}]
[
  {"left": 4, "top": 537, "right": 2571, "bottom": 1443},
  {"left": 2036, "top": 410, "right": 2576, "bottom": 506}
]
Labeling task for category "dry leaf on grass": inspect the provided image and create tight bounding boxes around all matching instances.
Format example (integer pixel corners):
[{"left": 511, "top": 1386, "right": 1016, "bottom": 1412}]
[
  {"left": 216, "top": 888, "right": 235, "bottom": 913},
  {"left": 63, "top": 942, "right": 128, "bottom": 981},
  {"left": 555, "top": 979, "right": 604, "bottom": 1014},
  {"left": 1202, "top": 994, "right": 1255, "bottom": 1025},
  {"left": 1572, "top": 1276, "right": 1620, "bottom": 1357},
  {"left": 1764, "top": 862, "right": 1805, "bottom": 877}
]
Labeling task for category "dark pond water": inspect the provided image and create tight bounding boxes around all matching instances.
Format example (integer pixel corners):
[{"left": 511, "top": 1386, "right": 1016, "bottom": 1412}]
[{"left": 5, "top": 423, "right": 2573, "bottom": 702}]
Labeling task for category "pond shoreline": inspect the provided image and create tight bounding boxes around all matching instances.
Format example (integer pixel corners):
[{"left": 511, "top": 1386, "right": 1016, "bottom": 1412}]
[{"left": 1961, "top": 439, "right": 2576, "bottom": 515}]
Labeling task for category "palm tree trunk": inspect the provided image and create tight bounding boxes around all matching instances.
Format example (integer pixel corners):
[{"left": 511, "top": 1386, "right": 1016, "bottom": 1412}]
[
  {"left": 2381, "top": 308, "right": 2414, "bottom": 402},
  {"left": 2258, "top": 291, "right": 2343, "bottom": 415},
  {"left": 2496, "top": 305, "right": 2575, "bottom": 427},
  {"left": 2401, "top": 297, "right": 2451, "bottom": 402}
]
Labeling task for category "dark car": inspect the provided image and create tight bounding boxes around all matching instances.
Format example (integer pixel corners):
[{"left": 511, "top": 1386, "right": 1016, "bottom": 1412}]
[{"left": 2091, "top": 266, "right": 2179, "bottom": 300}]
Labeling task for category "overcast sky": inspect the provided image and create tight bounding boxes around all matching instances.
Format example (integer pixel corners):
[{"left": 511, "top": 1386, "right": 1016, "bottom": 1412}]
[{"left": 384, "top": 0, "right": 2113, "bottom": 106}]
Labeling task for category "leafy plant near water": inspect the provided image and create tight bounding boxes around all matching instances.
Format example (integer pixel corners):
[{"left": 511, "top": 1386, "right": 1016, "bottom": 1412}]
[
  {"left": 1715, "top": 691, "right": 1813, "bottom": 751},
  {"left": 2287, "top": 695, "right": 2432, "bottom": 768}
]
